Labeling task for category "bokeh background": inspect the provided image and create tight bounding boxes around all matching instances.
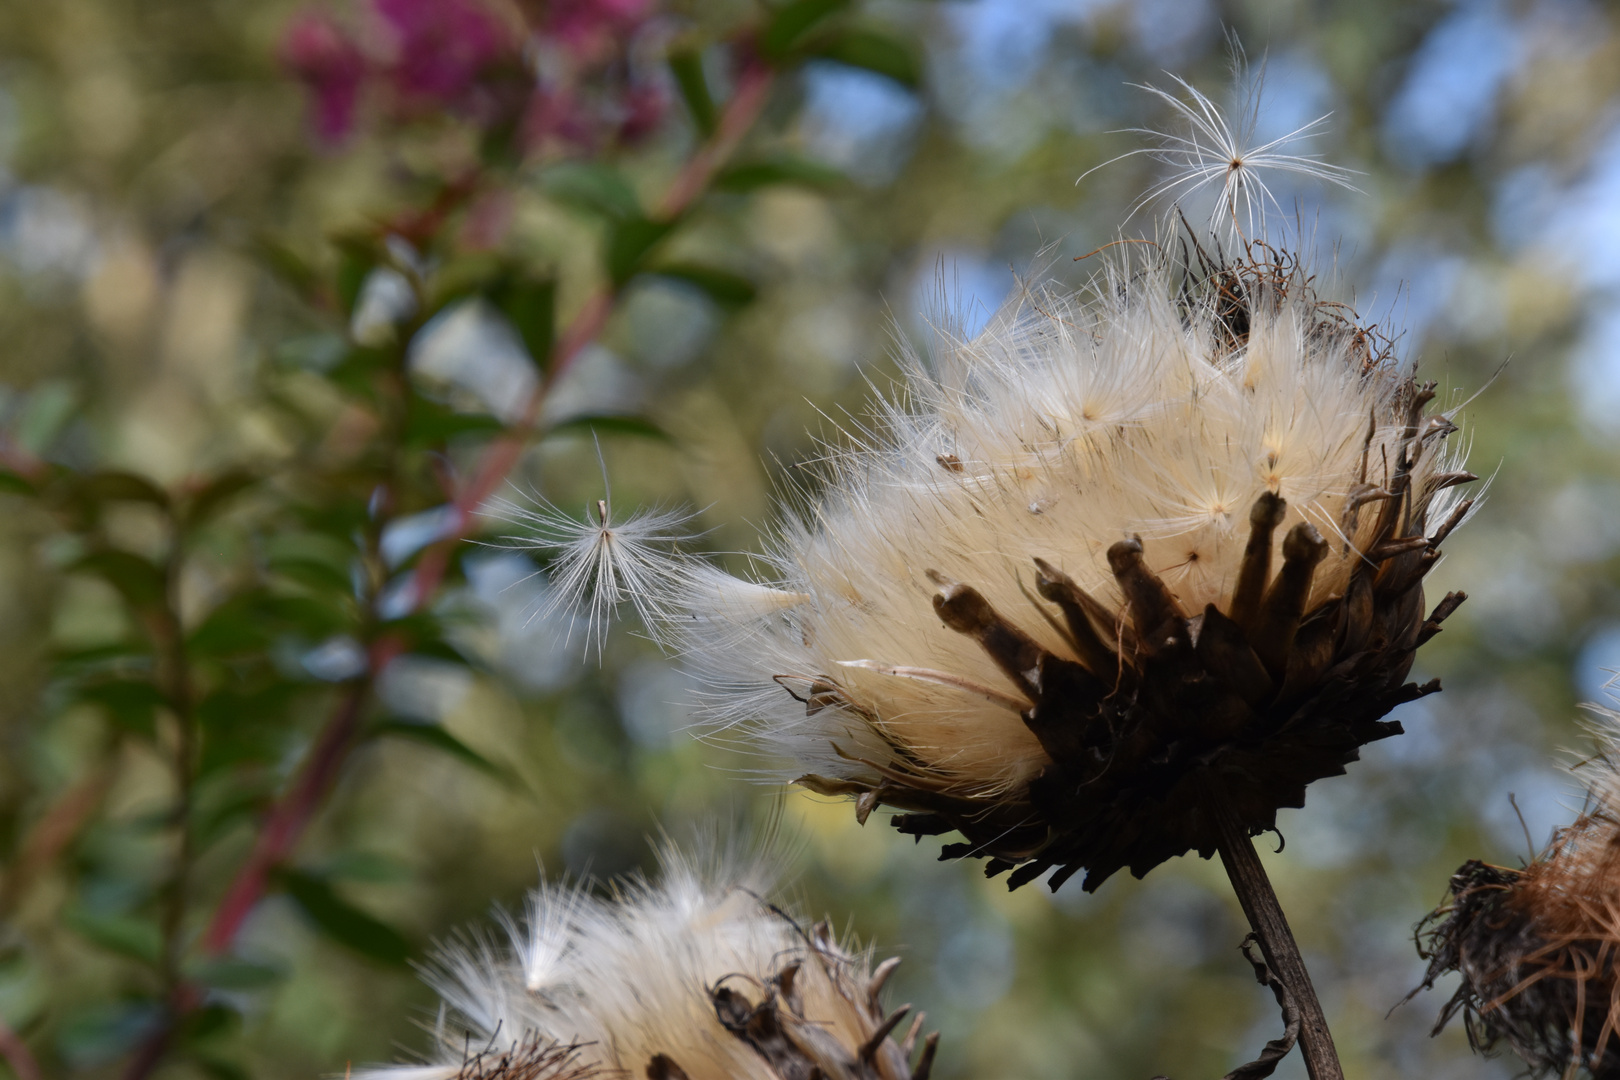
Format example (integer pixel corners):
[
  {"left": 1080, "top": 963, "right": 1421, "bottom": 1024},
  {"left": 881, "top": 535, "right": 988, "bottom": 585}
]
[{"left": 0, "top": 0, "right": 1614, "bottom": 1077}]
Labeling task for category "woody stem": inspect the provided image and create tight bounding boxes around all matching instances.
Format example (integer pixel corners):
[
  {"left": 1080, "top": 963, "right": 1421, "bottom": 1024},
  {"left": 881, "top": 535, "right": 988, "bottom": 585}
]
[{"left": 1209, "top": 795, "right": 1344, "bottom": 1080}]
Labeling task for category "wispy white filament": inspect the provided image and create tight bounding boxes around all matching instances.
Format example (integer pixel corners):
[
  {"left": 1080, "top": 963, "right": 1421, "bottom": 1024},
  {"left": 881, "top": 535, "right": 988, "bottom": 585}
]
[
  {"left": 1080, "top": 65, "right": 1360, "bottom": 240},
  {"left": 492, "top": 491, "right": 692, "bottom": 656}
]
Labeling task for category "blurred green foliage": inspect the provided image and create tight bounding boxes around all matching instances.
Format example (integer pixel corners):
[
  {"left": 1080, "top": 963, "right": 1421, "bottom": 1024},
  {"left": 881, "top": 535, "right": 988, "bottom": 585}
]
[{"left": 0, "top": 1, "right": 1615, "bottom": 1079}]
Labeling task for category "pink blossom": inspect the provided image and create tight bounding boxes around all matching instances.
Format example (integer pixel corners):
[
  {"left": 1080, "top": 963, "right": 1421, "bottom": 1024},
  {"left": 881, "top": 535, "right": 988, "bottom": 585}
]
[
  {"left": 542, "top": 0, "right": 655, "bottom": 54},
  {"left": 374, "top": 0, "right": 515, "bottom": 104},
  {"left": 617, "top": 81, "right": 667, "bottom": 142},
  {"left": 523, "top": 87, "right": 592, "bottom": 150},
  {"left": 281, "top": 12, "right": 366, "bottom": 143}
]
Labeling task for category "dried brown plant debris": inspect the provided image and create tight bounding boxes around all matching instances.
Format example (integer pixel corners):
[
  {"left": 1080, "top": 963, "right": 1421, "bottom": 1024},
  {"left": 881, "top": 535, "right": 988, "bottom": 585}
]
[{"left": 1416, "top": 723, "right": 1620, "bottom": 1078}]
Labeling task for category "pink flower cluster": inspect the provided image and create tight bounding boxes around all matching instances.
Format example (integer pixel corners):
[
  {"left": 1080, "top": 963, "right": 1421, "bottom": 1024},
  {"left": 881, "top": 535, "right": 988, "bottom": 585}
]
[{"left": 282, "top": 0, "right": 664, "bottom": 150}]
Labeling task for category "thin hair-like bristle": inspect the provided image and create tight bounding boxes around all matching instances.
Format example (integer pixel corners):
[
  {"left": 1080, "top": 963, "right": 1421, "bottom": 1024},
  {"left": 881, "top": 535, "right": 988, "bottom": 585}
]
[
  {"left": 1079, "top": 53, "right": 1360, "bottom": 241},
  {"left": 485, "top": 489, "right": 695, "bottom": 658}
]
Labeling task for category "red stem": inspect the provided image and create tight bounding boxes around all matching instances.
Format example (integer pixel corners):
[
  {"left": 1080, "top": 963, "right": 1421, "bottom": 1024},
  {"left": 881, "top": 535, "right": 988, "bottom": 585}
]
[
  {"left": 0, "top": 442, "right": 46, "bottom": 484},
  {"left": 2, "top": 764, "right": 109, "bottom": 913},
  {"left": 655, "top": 61, "right": 773, "bottom": 218},
  {"left": 0, "top": 1015, "right": 42, "bottom": 1080},
  {"left": 200, "top": 639, "right": 398, "bottom": 953},
  {"left": 405, "top": 62, "right": 775, "bottom": 608},
  {"left": 196, "top": 65, "right": 778, "bottom": 962}
]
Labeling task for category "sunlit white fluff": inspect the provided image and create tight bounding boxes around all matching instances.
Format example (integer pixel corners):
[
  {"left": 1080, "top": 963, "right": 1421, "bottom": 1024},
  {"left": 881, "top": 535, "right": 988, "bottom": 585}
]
[
  {"left": 492, "top": 491, "right": 692, "bottom": 656},
  {"left": 1080, "top": 67, "right": 1359, "bottom": 240},
  {"left": 656, "top": 248, "right": 1472, "bottom": 799},
  {"left": 356, "top": 849, "right": 922, "bottom": 1080}
]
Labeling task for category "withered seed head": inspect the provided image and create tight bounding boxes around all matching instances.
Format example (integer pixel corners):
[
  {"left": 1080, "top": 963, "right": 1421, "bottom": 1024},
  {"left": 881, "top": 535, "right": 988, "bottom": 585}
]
[
  {"left": 353, "top": 847, "right": 938, "bottom": 1080},
  {"left": 662, "top": 243, "right": 1475, "bottom": 893},
  {"left": 1415, "top": 719, "right": 1620, "bottom": 1078}
]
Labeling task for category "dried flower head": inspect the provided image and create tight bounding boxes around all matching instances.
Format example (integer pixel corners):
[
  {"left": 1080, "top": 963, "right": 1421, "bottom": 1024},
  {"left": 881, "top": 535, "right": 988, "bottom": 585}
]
[
  {"left": 357, "top": 848, "right": 939, "bottom": 1080},
  {"left": 1415, "top": 714, "right": 1620, "bottom": 1077},
  {"left": 658, "top": 238, "right": 1476, "bottom": 892}
]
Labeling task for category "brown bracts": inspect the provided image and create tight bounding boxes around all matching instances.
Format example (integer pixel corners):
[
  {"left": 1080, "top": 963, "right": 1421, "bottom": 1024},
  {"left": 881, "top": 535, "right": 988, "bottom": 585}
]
[
  {"left": 799, "top": 400, "right": 1472, "bottom": 891},
  {"left": 1413, "top": 723, "right": 1620, "bottom": 1078},
  {"left": 704, "top": 921, "right": 938, "bottom": 1080}
]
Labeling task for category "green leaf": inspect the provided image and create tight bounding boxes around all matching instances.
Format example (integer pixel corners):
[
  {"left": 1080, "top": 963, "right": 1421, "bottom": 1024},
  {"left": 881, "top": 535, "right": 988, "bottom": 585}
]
[
  {"left": 78, "top": 471, "right": 170, "bottom": 508},
  {"left": 650, "top": 263, "right": 758, "bottom": 307},
  {"left": 374, "top": 720, "right": 508, "bottom": 781},
  {"left": 279, "top": 870, "right": 412, "bottom": 966},
  {"left": 408, "top": 638, "right": 470, "bottom": 664},
  {"left": 191, "top": 1054, "right": 250, "bottom": 1080},
  {"left": 377, "top": 610, "right": 447, "bottom": 649},
  {"left": 545, "top": 414, "right": 672, "bottom": 443},
  {"left": 762, "top": 0, "right": 852, "bottom": 59},
  {"left": 265, "top": 532, "right": 355, "bottom": 573},
  {"left": 195, "top": 680, "right": 301, "bottom": 736},
  {"left": 183, "top": 470, "right": 257, "bottom": 528},
  {"left": 273, "top": 333, "right": 348, "bottom": 371},
  {"left": 541, "top": 162, "right": 643, "bottom": 221},
  {"left": 186, "top": 606, "right": 269, "bottom": 657},
  {"left": 253, "top": 235, "right": 319, "bottom": 298},
  {"left": 71, "top": 551, "right": 167, "bottom": 611},
  {"left": 427, "top": 252, "right": 505, "bottom": 312},
  {"left": 319, "top": 851, "right": 412, "bottom": 884},
  {"left": 52, "top": 642, "right": 152, "bottom": 675},
  {"left": 64, "top": 908, "right": 162, "bottom": 965},
  {"left": 192, "top": 774, "right": 274, "bottom": 840},
  {"left": 607, "top": 217, "right": 677, "bottom": 286},
  {"left": 325, "top": 345, "right": 392, "bottom": 398},
  {"left": 263, "top": 594, "right": 353, "bottom": 636},
  {"left": 188, "top": 590, "right": 351, "bottom": 657},
  {"left": 77, "top": 679, "right": 165, "bottom": 738},
  {"left": 185, "top": 957, "right": 286, "bottom": 991},
  {"left": 713, "top": 155, "right": 847, "bottom": 192},
  {"left": 669, "top": 48, "right": 717, "bottom": 135},
  {"left": 811, "top": 28, "right": 922, "bottom": 88},
  {"left": 332, "top": 236, "right": 379, "bottom": 316},
  {"left": 179, "top": 1004, "right": 238, "bottom": 1044},
  {"left": 0, "top": 468, "right": 36, "bottom": 496},
  {"left": 492, "top": 272, "right": 557, "bottom": 368},
  {"left": 57, "top": 1001, "right": 163, "bottom": 1068},
  {"left": 16, "top": 381, "right": 77, "bottom": 455},
  {"left": 403, "top": 395, "right": 505, "bottom": 448}
]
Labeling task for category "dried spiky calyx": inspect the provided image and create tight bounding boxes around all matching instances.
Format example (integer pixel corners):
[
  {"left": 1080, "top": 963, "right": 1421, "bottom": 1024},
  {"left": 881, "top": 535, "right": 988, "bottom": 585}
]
[
  {"left": 671, "top": 244, "right": 1475, "bottom": 894},
  {"left": 703, "top": 920, "right": 936, "bottom": 1080},
  {"left": 1415, "top": 728, "right": 1620, "bottom": 1077},
  {"left": 809, "top": 480, "right": 1465, "bottom": 891},
  {"left": 353, "top": 850, "right": 938, "bottom": 1080}
]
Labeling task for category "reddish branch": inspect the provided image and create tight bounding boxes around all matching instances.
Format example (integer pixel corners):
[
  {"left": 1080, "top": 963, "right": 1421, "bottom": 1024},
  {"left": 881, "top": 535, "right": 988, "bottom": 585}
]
[
  {"left": 200, "top": 647, "right": 391, "bottom": 953},
  {"left": 0, "top": 1016, "right": 41, "bottom": 1080},
  {"left": 406, "top": 60, "right": 775, "bottom": 606},
  {"left": 1, "top": 765, "right": 110, "bottom": 915},
  {"left": 199, "top": 61, "right": 776, "bottom": 962}
]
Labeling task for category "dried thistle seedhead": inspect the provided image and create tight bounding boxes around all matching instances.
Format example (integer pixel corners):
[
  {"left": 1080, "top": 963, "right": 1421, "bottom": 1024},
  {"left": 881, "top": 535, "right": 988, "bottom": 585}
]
[
  {"left": 664, "top": 241, "right": 1476, "bottom": 892},
  {"left": 354, "top": 848, "right": 938, "bottom": 1080},
  {"left": 1416, "top": 719, "right": 1620, "bottom": 1078}
]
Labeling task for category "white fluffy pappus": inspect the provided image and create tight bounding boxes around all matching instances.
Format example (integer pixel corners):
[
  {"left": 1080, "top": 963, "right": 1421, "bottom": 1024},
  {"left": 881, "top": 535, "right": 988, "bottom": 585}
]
[
  {"left": 356, "top": 849, "right": 935, "bottom": 1080},
  {"left": 490, "top": 489, "right": 693, "bottom": 657},
  {"left": 658, "top": 247, "right": 1475, "bottom": 800},
  {"left": 1079, "top": 57, "right": 1360, "bottom": 242}
]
